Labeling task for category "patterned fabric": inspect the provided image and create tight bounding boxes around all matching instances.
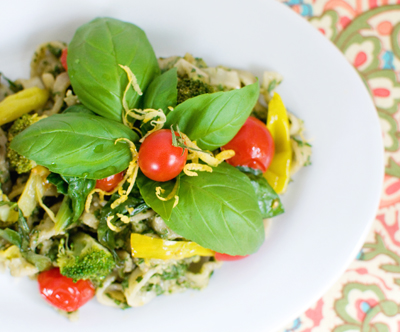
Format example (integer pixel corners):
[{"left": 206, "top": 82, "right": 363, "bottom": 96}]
[{"left": 277, "top": 1, "right": 400, "bottom": 331}]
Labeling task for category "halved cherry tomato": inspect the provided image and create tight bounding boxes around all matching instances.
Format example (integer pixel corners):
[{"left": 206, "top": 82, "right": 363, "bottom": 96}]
[
  {"left": 60, "top": 48, "right": 68, "bottom": 71},
  {"left": 38, "top": 268, "right": 95, "bottom": 312},
  {"left": 222, "top": 116, "right": 274, "bottom": 173},
  {"left": 96, "top": 171, "right": 124, "bottom": 192},
  {"left": 138, "top": 129, "right": 188, "bottom": 182},
  {"left": 214, "top": 253, "right": 249, "bottom": 261}
]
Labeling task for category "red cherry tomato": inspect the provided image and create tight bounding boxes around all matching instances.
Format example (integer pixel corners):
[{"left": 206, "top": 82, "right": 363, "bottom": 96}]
[
  {"left": 60, "top": 48, "right": 68, "bottom": 71},
  {"left": 38, "top": 268, "right": 95, "bottom": 312},
  {"left": 222, "top": 116, "right": 274, "bottom": 173},
  {"left": 138, "top": 129, "right": 188, "bottom": 182},
  {"left": 96, "top": 171, "right": 124, "bottom": 192},
  {"left": 214, "top": 253, "right": 249, "bottom": 261}
]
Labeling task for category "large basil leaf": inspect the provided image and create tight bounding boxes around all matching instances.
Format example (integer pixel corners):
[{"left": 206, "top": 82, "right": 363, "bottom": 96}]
[
  {"left": 142, "top": 67, "right": 178, "bottom": 114},
  {"left": 164, "top": 81, "right": 259, "bottom": 150},
  {"left": 68, "top": 17, "right": 160, "bottom": 122},
  {"left": 244, "top": 172, "right": 284, "bottom": 218},
  {"left": 136, "top": 170, "right": 180, "bottom": 221},
  {"left": 63, "top": 176, "right": 96, "bottom": 222},
  {"left": 10, "top": 113, "right": 138, "bottom": 179},
  {"left": 165, "top": 163, "right": 264, "bottom": 255}
]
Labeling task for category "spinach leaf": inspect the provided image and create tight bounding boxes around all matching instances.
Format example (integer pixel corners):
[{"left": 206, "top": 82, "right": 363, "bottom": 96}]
[
  {"left": 164, "top": 81, "right": 259, "bottom": 150},
  {"left": 68, "top": 17, "right": 160, "bottom": 122},
  {"left": 47, "top": 173, "right": 68, "bottom": 195},
  {"left": 142, "top": 67, "right": 178, "bottom": 115},
  {"left": 136, "top": 170, "right": 180, "bottom": 221},
  {"left": 54, "top": 196, "right": 74, "bottom": 232},
  {"left": 63, "top": 176, "right": 96, "bottom": 222},
  {"left": 0, "top": 228, "right": 21, "bottom": 247},
  {"left": 17, "top": 210, "right": 52, "bottom": 271},
  {"left": 165, "top": 163, "right": 264, "bottom": 255},
  {"left": 244, "top": 172, "right": 284, "bottom": 218},
  {"left": 10, "top": 112, "right": 139, "bottom": 179}
]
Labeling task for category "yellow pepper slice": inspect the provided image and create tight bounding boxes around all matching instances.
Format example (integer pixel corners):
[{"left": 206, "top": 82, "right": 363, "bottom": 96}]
[
  {"left": 0, "top": 87, "right": 49, "bottom": 126},
  {"left": 131, "top": 233, "right": 214, "bottom": 260},
  {"left": 264, "top": 93, "right": 292, "bottom": 194}
]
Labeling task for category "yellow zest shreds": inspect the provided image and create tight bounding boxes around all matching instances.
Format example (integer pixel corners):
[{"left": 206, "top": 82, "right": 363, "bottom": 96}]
[
  {"left": 123, "top": 108, "right": 166, "bottom": 142},
  {"left": 106, "top": 216, "right": 123, "bottom": 232},
  {"left": 130, "top": 233, "right": 214, "bottom": 260},
  {"left": 155, "top": 180, "right": 180, "bottom": 207},
  {"left": 183, "top": 163, "right": 213, "bottom": 177},
  {"left": 110, "top": 138, "right": 139, "bottom": 209},
  {"left": 85, "top": 139, "right": 138, "bottom": 213},
  {"left": 117, "top": 213, "right": 131, "bottom": 224},
  {"left": 176, "top": 132, "right": 235, "bottom": 176},
  {"left": 119, "top": 64, "right": 143, "bottom": 99}
]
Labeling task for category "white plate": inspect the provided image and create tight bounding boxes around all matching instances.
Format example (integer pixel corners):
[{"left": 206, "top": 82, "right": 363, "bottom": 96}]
[{"left": 0, "top": 0, "right": 384, "bottom": 331}]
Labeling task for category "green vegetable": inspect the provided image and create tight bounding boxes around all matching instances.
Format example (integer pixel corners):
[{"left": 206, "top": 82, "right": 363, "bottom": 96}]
[
  {"left": 176, "top": 78, "right": 214, "bottom": 105},
  {"left": 165, "top": 163, "right": 264, "bottom": 256},
  {"left": 96, "top": 193, "right": 148, "bottom": 255},
  {"left": 0, "top": 228, "right": 21, "bottom": 247},
  {"left": 68, "top": 17, "right": 160, "bottom": 122},
  {"left": 14, "top": 210, "right": 52, "bottom": 271},
  {"left": 165, "top": 81, "right": 259, "bottom": 150},
  {"left": 244, "top": 172, "right": 284, "bottom": 219},
  {"left": 10, "top": 112, "right": 139, "bottom": 179},
  {"left": 136, "top": 170, "right": 180, "bottom": 221},
  {"left": 63, "top": 176, "right": 96, "bottom": 222},
  {"left": 53, "top": 196, "right": 73, "bottom": 233},
  {"left": 142, "top": 67, "right": 178, "bottom": 115},
  {"left": 57, "top": 232, "right": 116, "bottom": 282},
  {"left": 48, "top": 173, "right": 96, "bottom": 224},
  {"left": 7, "top": 113, "right": 39, "bottom": 174}
]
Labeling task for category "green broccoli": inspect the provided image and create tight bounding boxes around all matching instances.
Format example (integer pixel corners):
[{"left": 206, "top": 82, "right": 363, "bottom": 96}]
[
  {"left": 57, "top": 233, "right": 116, "bottom": 283},
  {"left": 177, "top": 78, "right": 214, "bottom": 105},
  {"left": 7, "top": 114, "right": 38, "bottom": 173}
]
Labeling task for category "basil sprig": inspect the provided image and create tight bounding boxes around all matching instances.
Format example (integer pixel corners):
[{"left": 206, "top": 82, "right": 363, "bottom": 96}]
[
  {"left": 10, "top": 112, "right": 139, "bottom": 179},
  {"left": 68, "top": 17, "right": 160, "bottom": 122}
]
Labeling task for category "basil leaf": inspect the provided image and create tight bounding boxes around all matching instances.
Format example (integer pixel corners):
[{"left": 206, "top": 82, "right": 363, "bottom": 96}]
[
  {"left": 47, "top": 173, "right": 68, "bottom": 195},
  {"left": 63, "top": 104, "right": 96, "bottom": 116},
  {"left": 165, "top": 163, "right": 264, "bottom": 255},
  {"left": 164, "top": 81, "right": 259, "bottom": 150},
  {"left": 136, "top": 170, "right": 180, "bottom": 221},
  {"left": 63, "top": 176, "right": 96, "bottom": 222},
  {"left": 142, "top": 67, "right": 178, "bottom": 115},
  {"left": 0, "top": 228, "right": 22, "bottom": 247},
  {"left": 68, "top": 17, "right": 160, "bottom": 122},
  {"left": 245, "top": 173, "right": 284, "bottom": 218},
  {"left": 10, "top": 113, "right": 138, "bottom": 179}
]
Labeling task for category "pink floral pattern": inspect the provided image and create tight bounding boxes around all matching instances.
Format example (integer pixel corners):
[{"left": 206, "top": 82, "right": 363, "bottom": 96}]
[{"left": 278, "top": 1, "right": 400, "bottom": 331}]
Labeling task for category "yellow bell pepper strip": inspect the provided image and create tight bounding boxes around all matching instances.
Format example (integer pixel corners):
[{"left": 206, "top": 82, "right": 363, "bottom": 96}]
[
  {"left": 0, "top": 87, "right": 49, "bottom": 126},
  {"left": 131, "top": 233, "right": 214, "bottom": 260},
  {"left": 264, "top": 93, "right": 292, "bottom": 194}
]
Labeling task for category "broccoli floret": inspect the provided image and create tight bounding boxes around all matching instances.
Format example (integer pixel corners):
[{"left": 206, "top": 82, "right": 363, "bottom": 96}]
[
  {"left": 6, "top": 114, "right": 38, "bottom": 174},
  {"left": 177, "top": 78, "right": 214, "bottom": 105},
  {"left": 57, "top": 233, "right": 116, "bottom": 283}
]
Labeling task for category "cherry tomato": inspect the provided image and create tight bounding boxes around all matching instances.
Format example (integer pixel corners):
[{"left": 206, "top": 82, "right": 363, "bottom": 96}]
[
  {"left": 96, "top": 171, "right": 124, "bottom": 192},
  {"left": 60, "top": 48, "right": 68, "bottom": 71},
  {"left": 138, "top": 129, "right": 188, "bottom": 182},
  {"left": 38, "top": 268, "right": 95, "bottom": 312},
  {"left": 214, "top": 253, "right": 249, "bottom": 261},
  {"left": 222, "top": 116, "right": 274, "bottom": 173}
]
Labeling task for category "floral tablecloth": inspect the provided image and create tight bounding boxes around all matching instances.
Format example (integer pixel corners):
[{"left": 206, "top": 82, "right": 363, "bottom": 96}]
[{"left": 277, "top": 1, "right": 400, "bottom": 331}]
